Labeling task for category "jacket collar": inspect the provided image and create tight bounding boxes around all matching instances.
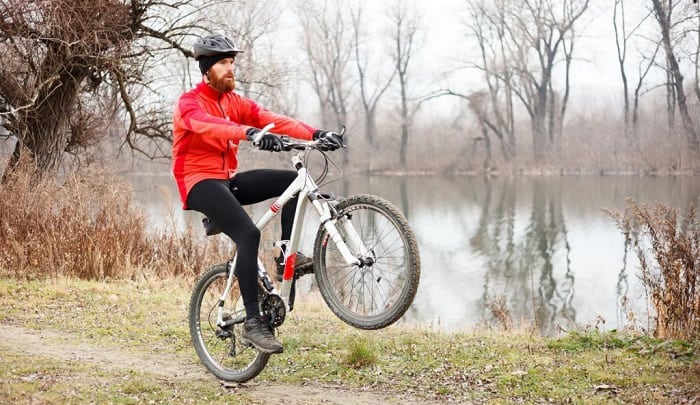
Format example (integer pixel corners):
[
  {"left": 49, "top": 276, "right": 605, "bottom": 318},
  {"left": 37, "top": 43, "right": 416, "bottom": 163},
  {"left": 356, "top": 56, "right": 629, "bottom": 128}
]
[{"left": 196, "top": 80, "right": 226, "bottom": 100}]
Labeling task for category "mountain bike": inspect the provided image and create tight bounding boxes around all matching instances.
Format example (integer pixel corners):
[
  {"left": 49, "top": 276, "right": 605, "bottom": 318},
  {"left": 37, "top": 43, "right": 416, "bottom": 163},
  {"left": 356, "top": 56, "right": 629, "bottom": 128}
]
[{"left": 188, "top": 124, "right": 420, "bottom": 382}]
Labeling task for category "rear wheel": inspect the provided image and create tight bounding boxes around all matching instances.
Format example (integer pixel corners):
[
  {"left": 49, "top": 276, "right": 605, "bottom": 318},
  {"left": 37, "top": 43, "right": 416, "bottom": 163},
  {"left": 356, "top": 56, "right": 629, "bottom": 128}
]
[
  {"left": 189, "top": 263, "right": 269, "bottom": 382},
  {"left": 313, "top": 194, "right": 420, "bottom": 330}
]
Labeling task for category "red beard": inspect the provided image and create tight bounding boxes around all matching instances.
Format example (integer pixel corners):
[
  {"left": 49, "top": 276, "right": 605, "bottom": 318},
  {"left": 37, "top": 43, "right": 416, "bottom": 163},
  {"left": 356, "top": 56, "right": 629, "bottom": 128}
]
[{"left": 208, "top": 71, "right": 236, "bottom": 93}]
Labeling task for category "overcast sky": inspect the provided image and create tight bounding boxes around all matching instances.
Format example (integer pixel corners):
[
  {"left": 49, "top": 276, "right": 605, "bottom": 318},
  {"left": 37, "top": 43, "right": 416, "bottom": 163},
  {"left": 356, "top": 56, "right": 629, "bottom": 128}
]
[
  {"left": 269, "top": 0, "right": 633, "bottom": 106},
  {"left": 214, "top": 0, "right": 697, "bottom": 120}
]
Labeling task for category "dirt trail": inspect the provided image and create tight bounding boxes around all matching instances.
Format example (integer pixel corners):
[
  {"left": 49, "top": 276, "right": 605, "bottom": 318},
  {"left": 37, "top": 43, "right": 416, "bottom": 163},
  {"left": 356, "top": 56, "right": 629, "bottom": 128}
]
[{"left": 1, "top": 324, "right": 426, "bottom": 404}]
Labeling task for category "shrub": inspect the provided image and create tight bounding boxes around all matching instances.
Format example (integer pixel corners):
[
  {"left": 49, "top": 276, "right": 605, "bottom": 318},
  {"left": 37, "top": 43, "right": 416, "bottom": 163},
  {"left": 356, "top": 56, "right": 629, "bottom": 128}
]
[
  {"left": 609, "top": 199, "right": 700, "bottom": 340},
  {"left": 0, "top": 158, "right": 230, "bottom": 280}
]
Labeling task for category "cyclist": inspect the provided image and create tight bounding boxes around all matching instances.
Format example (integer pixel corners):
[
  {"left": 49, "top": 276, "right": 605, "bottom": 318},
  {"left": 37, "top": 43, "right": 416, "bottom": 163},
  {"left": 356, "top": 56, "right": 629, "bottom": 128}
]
[{"left": 171, "top": 34, "right": 342, "bottom": 354}]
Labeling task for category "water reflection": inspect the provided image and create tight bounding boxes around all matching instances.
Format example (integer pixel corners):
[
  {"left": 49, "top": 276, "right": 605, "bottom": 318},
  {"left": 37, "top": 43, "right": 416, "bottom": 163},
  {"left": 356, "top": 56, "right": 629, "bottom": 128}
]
[
  {"left": 127, "top": 173, "right": 700, "bottom": 335},
  {"left": 466, "top": 178, "right": 575, "bottom": 334}
]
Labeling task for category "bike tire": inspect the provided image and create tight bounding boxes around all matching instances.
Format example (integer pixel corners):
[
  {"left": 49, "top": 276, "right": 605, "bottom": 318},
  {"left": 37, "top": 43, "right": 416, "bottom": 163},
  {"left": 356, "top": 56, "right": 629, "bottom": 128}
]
[
  {"left": 189, "top": 263, "right": 270, "bottom": 382},
  {"left": 313, "top": 194, "right": 420, "bottom": 330}
]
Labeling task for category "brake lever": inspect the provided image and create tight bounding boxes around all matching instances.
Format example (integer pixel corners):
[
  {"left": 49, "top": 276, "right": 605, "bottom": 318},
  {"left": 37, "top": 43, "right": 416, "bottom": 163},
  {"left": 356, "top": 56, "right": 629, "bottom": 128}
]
[
  {"left": 337, "top": 125, "right": 347, "bottom": 148},
  {"left": 278, "top": 135, "right": 294, "bottom": 151}
]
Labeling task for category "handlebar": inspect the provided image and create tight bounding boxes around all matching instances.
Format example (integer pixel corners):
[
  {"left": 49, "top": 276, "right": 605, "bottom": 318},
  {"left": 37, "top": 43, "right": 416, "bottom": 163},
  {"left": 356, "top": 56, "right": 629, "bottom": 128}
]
[{"left": 251, "top": 123, "right": 346, "bottom": 152}]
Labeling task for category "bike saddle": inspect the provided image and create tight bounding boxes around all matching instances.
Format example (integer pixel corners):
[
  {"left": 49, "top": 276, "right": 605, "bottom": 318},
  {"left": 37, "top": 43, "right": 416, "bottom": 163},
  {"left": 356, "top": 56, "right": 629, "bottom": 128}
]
[{"left": 202, "top": 217, "right": 222, "bottom": 236}]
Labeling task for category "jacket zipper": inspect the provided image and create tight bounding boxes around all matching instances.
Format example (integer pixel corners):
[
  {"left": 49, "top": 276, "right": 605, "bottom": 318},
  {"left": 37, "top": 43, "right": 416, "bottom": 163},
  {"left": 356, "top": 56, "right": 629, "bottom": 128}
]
[{"left": 218, "top": 95, "right": 228, "bottom": 172}]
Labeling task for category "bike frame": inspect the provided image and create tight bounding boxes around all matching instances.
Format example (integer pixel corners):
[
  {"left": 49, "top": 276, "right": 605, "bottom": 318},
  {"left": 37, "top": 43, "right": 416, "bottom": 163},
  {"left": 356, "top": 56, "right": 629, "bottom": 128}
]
[{"left": 215, "top": 126, "right": 370, "bottom": 328}]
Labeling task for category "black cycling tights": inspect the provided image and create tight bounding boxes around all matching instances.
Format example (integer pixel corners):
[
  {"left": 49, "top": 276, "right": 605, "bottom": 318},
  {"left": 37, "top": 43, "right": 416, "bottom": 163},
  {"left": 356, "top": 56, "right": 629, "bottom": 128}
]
[{"left": 186, "top": 169, "right": 297, "bottom": 319}]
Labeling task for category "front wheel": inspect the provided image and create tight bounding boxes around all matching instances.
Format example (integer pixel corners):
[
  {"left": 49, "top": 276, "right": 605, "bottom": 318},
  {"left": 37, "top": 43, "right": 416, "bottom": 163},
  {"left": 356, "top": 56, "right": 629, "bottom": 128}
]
[
  {"left": 313, "top": 194, "right": 420, "bottom": 330},
  {"left": 189, "top": 263, "right": 269, "bottom": 382}
]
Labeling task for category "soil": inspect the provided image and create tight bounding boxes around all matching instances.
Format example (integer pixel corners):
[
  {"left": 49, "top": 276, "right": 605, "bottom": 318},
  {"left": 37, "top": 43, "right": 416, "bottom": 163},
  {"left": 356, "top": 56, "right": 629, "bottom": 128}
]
[{"left": 0, "top": 324, "right": 430, "bottom": 405}]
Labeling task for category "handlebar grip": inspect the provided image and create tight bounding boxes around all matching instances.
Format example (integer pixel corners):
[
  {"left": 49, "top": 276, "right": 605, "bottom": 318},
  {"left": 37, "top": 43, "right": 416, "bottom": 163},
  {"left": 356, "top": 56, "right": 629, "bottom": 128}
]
[{"left": 252, "top": 123, "right": 276, "bottom": 145}]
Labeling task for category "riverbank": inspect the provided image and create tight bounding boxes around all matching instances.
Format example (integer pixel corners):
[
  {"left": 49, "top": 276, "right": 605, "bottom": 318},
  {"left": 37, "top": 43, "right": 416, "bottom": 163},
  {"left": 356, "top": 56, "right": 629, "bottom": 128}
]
[{"left": 1, "top": 277, "right": 697, "bottom": 404}]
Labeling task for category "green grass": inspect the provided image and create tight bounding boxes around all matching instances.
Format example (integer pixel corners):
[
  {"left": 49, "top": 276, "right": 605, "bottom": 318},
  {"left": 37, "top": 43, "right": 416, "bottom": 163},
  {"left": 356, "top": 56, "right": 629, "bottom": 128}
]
[{"left": 1, "top": 277, "right": 698, "bottom": 404}]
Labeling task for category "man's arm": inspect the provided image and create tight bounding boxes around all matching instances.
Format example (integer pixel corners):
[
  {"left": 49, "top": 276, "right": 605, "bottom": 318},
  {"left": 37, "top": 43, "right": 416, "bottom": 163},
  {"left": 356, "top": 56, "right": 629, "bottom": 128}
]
[
  {"left": 175, "top": 92, "right": 250, "bottom": 141},
  {"left": 237, "top": 96, "right": 315, "bottom": 140}
]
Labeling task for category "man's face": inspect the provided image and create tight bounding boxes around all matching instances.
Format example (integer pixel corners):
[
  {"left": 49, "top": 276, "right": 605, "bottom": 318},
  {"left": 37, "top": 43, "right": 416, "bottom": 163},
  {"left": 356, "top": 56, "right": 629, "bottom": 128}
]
[{"left": 207, "top": 57, "right": 236, "bottom": 93}]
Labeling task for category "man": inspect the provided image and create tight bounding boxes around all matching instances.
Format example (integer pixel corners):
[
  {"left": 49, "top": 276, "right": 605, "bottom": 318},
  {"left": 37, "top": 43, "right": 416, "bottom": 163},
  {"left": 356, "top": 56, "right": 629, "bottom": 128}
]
[{"left": 171, "top": 34, "right": 342, "bottom": 353}]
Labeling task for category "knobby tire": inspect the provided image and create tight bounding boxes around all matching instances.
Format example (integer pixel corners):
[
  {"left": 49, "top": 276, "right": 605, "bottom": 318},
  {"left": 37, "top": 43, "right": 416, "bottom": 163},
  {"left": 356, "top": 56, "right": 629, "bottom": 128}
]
[
  {"left": 189, "top": 263, "right": 269, "bottom": 382},
  {"left": 313, "top": 194, "right": 421, "bottom": 330}
]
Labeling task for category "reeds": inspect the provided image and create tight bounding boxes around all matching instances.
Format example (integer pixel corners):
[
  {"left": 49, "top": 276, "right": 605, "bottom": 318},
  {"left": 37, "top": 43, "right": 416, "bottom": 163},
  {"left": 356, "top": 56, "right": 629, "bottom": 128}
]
[
  {"left": 610, "top": 199, "right": 700, "bottom": 340},
  {"left": 0, "top": 158, "right": 231, "bottom": 280}
]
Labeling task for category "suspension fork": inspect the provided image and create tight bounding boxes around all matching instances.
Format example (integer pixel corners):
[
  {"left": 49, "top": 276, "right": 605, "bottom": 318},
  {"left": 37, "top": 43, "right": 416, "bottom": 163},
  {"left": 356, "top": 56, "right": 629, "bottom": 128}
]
[
  {"left": 286, "top": 155, "right": 367, "bottom": 267},
  {"left": 335, "top": 210, "right": 374, "bottom": 264},
  {"left": 311, "top": 197, "right": 371, "bottom": 266}
]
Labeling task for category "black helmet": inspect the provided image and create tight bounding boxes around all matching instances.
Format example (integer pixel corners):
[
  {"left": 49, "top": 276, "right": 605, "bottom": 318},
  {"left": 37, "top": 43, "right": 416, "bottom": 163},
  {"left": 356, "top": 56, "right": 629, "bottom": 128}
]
[{"left": 193, "top": 34, "right": 244, "bottom": 60}]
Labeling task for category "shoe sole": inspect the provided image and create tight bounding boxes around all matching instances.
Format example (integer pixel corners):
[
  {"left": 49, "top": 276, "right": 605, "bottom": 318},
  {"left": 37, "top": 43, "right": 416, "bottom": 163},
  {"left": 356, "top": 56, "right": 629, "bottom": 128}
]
[{"left": 240, "top": 335, "right": 284, "bottom": 354}]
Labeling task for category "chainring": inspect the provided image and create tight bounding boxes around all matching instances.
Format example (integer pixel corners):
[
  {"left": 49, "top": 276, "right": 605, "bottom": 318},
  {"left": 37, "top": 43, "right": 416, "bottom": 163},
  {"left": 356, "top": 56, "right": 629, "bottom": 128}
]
[{"left": 261, "top": 293, "right": 286, "bottom": 327}]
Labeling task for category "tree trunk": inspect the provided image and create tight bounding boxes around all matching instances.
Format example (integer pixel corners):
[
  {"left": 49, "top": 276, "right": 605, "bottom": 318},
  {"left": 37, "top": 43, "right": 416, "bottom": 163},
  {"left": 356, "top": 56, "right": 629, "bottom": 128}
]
[
  {"left": 532, "top": 83, "right": 549, "bottom": 161},
  {"left": 365, "top": 112, "right": 377, "bottom": 146},
  {"left": 5, "top": 61, "right": 86, "bottom": 179},
  {"left": 652, "top": 0, "right": 699, "bottom": 152}
]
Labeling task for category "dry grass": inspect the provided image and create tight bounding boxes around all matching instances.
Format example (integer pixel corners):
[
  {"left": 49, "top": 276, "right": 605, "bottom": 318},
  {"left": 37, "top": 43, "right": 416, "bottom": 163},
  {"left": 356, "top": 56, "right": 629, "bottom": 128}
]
[
  {"left": 484, "top": 294, "right": 514, "bottom": 332},
  {"left": 0, "top": 157, "right": 231, "bottom": 280},
  {"left": 609, "top": 199, "right": 700, "bottom": 340}
]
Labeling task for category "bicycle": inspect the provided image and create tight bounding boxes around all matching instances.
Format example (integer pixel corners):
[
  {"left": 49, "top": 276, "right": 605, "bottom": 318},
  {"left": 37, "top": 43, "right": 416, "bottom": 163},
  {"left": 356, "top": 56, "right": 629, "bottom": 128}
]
[{"left": 188, "top": 124, "right": 421, "bottom": 382}]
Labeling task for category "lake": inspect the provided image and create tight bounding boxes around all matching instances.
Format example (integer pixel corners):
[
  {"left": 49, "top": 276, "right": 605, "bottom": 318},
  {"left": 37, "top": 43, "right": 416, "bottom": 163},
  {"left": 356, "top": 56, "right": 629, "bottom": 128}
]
[{"left": 128, "top": 173, "right": 700, "bottom": 335}]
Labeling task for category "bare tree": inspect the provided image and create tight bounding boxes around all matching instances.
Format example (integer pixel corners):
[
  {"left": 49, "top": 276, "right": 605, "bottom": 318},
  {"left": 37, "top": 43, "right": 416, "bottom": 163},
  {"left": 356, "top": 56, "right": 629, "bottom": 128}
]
[
  {"left": 467, "top": 92, "right": 495, "bottom": 168},
  {"left": 694, "top": 3, "right": 700, "bottom": 103},
  {"left": 296, "top": 0, "right": 354, "bottom": 130},
  {"left": 460, "top": 0, "right": 517, "bottom": 161},
  {"left": 509, "top": 0, "right": 590, "bottom": 160},
  {"left": 614, "top": 0, "right": 632, "bottom": 136},
  {"left": 650, "top": 0, "right": 699, "bottom": 152},
  {"left": 226, "top": 0, "right": 297, "bottom": 114},
  {"left": 456, "top": 0, "right": 589, "bottom": 161},
  {"left": 613, "top": 0, "right": 658, "bottom": 139},
  {"left": 0, "top": 0, "right": 216, "bottom": 180},
  {"left": 388, "top": 0, "right": 422, "bottom": 166},
  {"left": 632, "top": 42, "right": 661, "bottom": 132},
  {"left": 350, "top": 3, "right": 395, "bottom": 145}
]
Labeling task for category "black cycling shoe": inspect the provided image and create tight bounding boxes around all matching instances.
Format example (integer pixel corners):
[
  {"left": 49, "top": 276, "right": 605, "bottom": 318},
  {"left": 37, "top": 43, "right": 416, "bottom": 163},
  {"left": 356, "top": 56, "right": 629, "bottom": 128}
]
[
  {"left": 276, "top": 253, "right": 314, "bottom": 282},
  {"left": 240, "top": 316, "right": 283, "bottom": 354}
]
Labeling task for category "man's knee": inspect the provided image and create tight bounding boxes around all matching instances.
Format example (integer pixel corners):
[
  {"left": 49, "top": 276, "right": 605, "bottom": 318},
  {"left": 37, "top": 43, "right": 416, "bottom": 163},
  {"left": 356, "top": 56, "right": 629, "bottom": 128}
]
[{"left": 237, "top": 225, "right": 260, "bottom": 248}]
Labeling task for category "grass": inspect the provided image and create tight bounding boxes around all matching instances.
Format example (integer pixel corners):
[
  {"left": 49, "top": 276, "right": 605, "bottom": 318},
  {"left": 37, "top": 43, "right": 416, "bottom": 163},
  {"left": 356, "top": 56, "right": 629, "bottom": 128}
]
[{"left": 1, "top": 277, "right": 698, "bottom": 404}]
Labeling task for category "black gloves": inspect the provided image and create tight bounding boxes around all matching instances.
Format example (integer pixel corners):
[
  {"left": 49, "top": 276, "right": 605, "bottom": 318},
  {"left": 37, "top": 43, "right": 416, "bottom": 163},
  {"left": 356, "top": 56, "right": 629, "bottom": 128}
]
[
  {"left": 258, "top": 134, "right": 283, "bottom": 151},
  {"left": 246, "top": 127, "right": 343, "bottom": 151},
  {"left": 246, "top": 127, "right": 283, "bottom": 152},
  {"left": 313, "top": 130, "right": 343, "bottom": 150}
]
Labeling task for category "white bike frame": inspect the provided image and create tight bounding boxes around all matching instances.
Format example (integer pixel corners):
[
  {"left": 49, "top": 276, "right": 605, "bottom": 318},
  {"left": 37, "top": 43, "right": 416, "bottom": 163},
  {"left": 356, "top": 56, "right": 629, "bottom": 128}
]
[{"left": 215, "top": 124, "right": 370, "bottom": 327}]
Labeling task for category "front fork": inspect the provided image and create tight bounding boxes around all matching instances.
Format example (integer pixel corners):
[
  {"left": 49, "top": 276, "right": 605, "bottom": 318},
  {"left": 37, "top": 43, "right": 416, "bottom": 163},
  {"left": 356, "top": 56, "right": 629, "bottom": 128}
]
[{"left": 312, "top": 198, "right": 372, "bottom": 266}]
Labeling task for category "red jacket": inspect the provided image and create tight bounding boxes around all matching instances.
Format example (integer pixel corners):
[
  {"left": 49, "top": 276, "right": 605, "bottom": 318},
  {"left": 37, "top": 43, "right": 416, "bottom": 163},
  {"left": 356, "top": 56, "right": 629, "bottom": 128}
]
[{"left": 172, "top": 81, "right": 315, "bottom": 208}]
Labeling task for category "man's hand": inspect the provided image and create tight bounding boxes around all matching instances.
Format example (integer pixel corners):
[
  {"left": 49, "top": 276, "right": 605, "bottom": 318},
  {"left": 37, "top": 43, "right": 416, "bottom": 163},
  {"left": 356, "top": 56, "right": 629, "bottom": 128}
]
[
  {"left": 313, "top": 130, "right": 344, "bottom": 150},
  {"left": 247, "top": 128, "right": 282, "bottom": 151},
  {"left": 258, "top": 134, "right": 283, "bottom": 151}
]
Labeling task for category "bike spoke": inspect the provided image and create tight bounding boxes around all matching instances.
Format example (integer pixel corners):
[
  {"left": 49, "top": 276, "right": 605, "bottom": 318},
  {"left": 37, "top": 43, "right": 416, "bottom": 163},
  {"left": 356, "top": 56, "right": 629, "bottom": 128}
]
[
  {"left": 190, "top": 265, "right": 268, "bottom": 381},
  {"left": 315, "top": 195, "right": 420, "bottom": 330}
]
